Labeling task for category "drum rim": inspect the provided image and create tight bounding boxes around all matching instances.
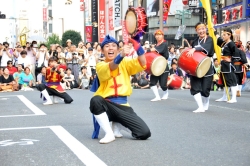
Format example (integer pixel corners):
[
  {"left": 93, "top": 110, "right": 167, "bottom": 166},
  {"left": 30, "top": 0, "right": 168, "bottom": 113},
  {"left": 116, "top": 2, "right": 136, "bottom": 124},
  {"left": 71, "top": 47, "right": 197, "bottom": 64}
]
[
  {"left": 167, "top": 74, "right": 173, "bottom": 86},
  {"left": 196, "top": 56, "right": 211, "bottom": 78},
  {"left": 125, "top": 7, "right": 138, "bottom": 36},
  {"left": 151, "top": 56, "right": 167, "bottom": 76}
]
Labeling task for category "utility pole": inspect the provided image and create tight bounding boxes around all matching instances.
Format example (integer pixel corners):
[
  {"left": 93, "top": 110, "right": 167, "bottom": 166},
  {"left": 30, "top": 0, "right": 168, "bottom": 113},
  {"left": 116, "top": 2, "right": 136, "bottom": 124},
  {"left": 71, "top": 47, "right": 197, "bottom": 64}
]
[{"left": 159, "top": 0, "right": 163, "bottom": 30}]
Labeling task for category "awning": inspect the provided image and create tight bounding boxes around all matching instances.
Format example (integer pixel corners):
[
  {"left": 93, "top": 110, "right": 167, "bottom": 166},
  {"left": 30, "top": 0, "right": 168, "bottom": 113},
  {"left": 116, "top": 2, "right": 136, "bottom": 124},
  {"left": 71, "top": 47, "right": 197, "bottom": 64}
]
[{"left": 214, "top": 18, "right": 250, "bottom": 29}]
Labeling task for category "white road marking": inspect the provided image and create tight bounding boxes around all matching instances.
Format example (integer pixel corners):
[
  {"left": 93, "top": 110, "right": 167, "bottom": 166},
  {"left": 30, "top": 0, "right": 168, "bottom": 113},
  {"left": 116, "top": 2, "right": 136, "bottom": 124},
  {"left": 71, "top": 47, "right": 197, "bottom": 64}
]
[
  {"left": 0, "top": 139, "right": 39, "bottom": 146},
  {"left": 0, "top": 95, "right": 46, "bottom": 117},
  {"left": 17, "top": 95, "right": 46, "bottom": 115},
  {"left": 0, "top": 126, "right": 107, "bottom": 166}
]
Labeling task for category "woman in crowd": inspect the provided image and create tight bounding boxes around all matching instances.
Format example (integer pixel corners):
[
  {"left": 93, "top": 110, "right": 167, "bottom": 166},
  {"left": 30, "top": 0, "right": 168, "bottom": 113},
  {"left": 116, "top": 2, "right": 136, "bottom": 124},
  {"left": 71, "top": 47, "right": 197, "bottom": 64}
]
[
  {"left": 56, "top": 46, "right": 66, "bottom": 65},
  {"left": 95, "top": 44, "right": 105, "bottom": 62},
  {"left": 0, "top": 67, "right": 18, "bottom": 91},
  {"left": 78, "top": 66, "right": 90, "bottom": 89},
  {"left": 19, "top": 67, "right": 34, "bottom": 88},
  {"left": 168, "top": 46, "right": 177, "bottom": 66}
]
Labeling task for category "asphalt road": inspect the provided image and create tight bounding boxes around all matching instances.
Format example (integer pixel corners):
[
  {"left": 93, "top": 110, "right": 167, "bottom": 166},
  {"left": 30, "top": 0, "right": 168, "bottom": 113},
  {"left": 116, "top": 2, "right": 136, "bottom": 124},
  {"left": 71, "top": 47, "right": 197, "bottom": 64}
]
[{"left": 0, "top": 88, "right": 249, "bottom": 166}]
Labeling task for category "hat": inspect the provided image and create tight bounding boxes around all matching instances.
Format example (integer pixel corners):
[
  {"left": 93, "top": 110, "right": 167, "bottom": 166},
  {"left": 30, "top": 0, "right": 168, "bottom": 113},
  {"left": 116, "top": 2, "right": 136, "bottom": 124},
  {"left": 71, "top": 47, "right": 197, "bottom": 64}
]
[
  {"left": 154, "top": 29, "right": 164, "bottom": 35},
  {"left": 88, "top": 47, "right": 93, "bottom": 51},
  {"left": 145, "top": 41, "right": 149, "bottom": 44},
  {"left": 101, "top": 35, "right": 119, "bottom": 48},
  {"left": 66, "top": 39, "right": 72, "bottom": 43}
]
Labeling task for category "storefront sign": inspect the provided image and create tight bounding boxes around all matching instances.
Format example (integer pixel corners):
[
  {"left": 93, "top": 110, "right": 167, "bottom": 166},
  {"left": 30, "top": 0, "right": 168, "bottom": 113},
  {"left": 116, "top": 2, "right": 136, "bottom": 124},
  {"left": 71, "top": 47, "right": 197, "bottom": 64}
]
[
  {"left": 86, "top": 26, "right": 92, "bottom": 42},
  {"left": 109, "top": 7, "right": 114, "bottom": 30},
  {"left": 43, "top": 8, "right": 47, "bottom": 21},
  {"left": 114, "top": 0, "right": 121, "bottom": 27},
  {"left": 92, "top": 0, "right": 98, "bottom": 42},
  {"left": 99, "top": 0, "right": 105, "bottom": 42}
]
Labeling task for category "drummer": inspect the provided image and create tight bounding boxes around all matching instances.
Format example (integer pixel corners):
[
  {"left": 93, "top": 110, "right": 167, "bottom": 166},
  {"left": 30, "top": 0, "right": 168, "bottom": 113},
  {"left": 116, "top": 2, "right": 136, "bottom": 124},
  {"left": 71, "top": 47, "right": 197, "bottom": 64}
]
[
  {"left": 186, "top": 22, "right": 214, "bottom": 113},
  {"left": 149, "top": 29, "right": 169, "bottom": 101},
  {"left": 215, "top": 28, "right": 239, "bottom": 103},
  {"left": 234, "top": 41, "right": 248, "bottom": 97}
]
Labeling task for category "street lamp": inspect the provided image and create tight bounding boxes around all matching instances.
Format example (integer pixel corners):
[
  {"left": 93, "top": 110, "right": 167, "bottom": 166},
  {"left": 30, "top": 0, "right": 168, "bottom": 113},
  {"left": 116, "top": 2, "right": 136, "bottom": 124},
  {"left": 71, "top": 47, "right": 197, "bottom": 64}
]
[{"left": 175, "top": 10, "right": 192, "bottom": 41}]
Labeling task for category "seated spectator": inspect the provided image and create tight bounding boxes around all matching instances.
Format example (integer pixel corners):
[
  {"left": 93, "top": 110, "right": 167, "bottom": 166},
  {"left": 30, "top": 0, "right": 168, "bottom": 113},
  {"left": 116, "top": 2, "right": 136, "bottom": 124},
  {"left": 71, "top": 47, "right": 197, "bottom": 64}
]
[
  {"left": 89, "top": 73, "right": 96, "bottom": 89},
  {"left": 0, "top": 67, "right": 18, "bottom": 91},
  {"left": 6, "top": 60, "right": 17, "bottom": 75},
  {"left": 63, "top": 68, "right": 75, "bottom": 90},
  {"left": 36, "top": 66, "right": 46, "bottom": 85},
  {"left": 169, "top": 62, "right": 183, "bottom": 78},
  {"left": 78, "top": 66, "right": 90, "bottom": 89},
  {"left": 136, "top": 71, "right": 150, "bottom": 89},
  {"left": 19, "top": 67, "right": 34, "bottom": 89},
  {"left": 13, "top": 64, "right": 24, "bottom": 89}
]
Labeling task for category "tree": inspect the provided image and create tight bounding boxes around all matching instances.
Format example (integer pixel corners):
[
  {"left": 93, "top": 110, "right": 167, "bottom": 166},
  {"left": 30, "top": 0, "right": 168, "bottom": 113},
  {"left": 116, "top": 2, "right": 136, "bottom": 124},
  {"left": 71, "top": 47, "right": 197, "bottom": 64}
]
[
  {"left": 45, "top": 33, "right": 61, "bottom": 48},
  {"left": 61, "top": 30, "right": 82, "bottom": 47}
]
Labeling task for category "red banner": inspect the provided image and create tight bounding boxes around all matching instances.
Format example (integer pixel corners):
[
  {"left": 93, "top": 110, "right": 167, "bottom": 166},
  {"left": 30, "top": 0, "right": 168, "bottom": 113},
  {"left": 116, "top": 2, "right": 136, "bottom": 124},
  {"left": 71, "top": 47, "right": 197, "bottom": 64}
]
[
  {"left": 86, "top": 26, "right": 93, "bottom": 42},
  {"left": 99, "top": 0, "right": 105, "bottom": 42},
  {"left": 163, "top": 0, "right": 172, "bottom": 22},
  {"left": 109, "top": 7, "right": 114, "bottom": 30},
  {"left": 43, "top": 8, "right": 47, "bottom": 21}
]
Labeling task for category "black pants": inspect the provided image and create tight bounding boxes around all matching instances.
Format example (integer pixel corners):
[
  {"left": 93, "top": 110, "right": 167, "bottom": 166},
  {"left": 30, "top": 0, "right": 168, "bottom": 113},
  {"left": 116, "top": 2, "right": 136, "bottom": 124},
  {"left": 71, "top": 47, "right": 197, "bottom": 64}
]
[
  {"left": 149, "top": 72, "right": 169, "bottom": 91},
  {"left": 190, "top": 75, "right": 213, "bottom": 97},
  {"left": 36, "top": 84, "right": 73, "bottom": 104},
  {"left": 221, "top": 72, "right": 237, "bottom": 87},
  {"left": 235, "top": 72, "right": 243, "bottom": 85},
  {"left": 90, "top": 96, "right": 151, "bottom": 140}
]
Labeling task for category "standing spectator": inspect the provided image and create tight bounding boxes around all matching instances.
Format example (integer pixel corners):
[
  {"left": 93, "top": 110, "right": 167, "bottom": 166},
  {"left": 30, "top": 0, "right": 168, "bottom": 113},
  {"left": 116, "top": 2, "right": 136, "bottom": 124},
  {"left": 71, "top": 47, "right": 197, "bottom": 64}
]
[
  {"left": 13, "top": 64, "right": 24, "bottom": 89},
  {"left": 118, "top": 40, "right": 124, "bottom": 50},
  {"left": 0, "top": 42, "right": 13, "bottom": 67},
  {"left": 63, "top": 68, "right": 75, "bottom": 89},
  {"left": 127, "top": 40, "right": 138, "bottom": 59},
  {"left": 13, "top": 45, "right": 23, "bottom": 66},
  {"left": 72, "top": 45, "right": 79, "bottom": 81},
  {"left": 18, "top": 50, "right": 32, "bottom": 69},
  {"left": 25, "top": 42, "right": 36, "bottom": 85},
  {"left": 49, "top": 44, "right": 58, "bottom": 59},
  {"left": 85, "top": 47, "right": 97, "bottom": 75},
  {"left": 19, "top": 67, "right": 34, "bottom": 88},
  {"left": 168, "top": 46, "right": 177, "bottom": 66},
  {"left": 96, "top": 44, "right": 105, "bottom": 62},
  {"left": 36, "top": 44, "right": 49, "bottom": 78},
  {"left": 6, "top": 60, "right": 17, "bottom": 75},
  {"left": 56, "top": 46, "right": 66, "bottom": 65},
  {"left": 78, "top": 66, "right": 90, "bottom": 89},
  {"left": 65, "top": 39, "right": 72, "bottom": 54}
]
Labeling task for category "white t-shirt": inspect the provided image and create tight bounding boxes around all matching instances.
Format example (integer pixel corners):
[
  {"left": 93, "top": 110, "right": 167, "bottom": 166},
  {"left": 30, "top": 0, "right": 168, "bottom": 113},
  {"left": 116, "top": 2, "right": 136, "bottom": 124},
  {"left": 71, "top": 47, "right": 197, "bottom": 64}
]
[
  {"left": 66, "top": 52, "right": 73, "bottom": 63},
  {"left": 1, "top": 51, "right": 12, "bottom": 66},
  {"left": 26, "top": 49, "right": 36, "bottom": 64},
  {"left": 88, "top": 55, "right": 96, "bottom": 67},
  {"left": 18, "top": 55, "right": 32, "bottom": 71},
  {"left": 36, "top": 51, "right": 48, "bottom": 67}
]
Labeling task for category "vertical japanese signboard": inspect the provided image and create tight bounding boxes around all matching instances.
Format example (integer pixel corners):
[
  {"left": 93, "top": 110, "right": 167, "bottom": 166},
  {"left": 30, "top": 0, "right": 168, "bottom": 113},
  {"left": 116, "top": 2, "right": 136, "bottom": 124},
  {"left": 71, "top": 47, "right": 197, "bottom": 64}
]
[
  {"left": 99, "top": 0, "right": 105, "bottom": 42},
  {"left": 92, "top": 0, "right": 98, "bottom": 42}
]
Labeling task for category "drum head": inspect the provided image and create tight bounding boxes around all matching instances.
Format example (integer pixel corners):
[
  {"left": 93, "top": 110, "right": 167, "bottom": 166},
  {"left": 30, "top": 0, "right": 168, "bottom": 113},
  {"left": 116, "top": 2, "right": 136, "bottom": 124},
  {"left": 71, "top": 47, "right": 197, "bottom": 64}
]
[
  {"left": 196, "top": 57, "right": 212, "bottom": 78},
  {"left": 151, "top": 56, "right": 167, "bottom": 76},
  {"left": 125, "top": 9, "right": 137, "bottom": 35}
]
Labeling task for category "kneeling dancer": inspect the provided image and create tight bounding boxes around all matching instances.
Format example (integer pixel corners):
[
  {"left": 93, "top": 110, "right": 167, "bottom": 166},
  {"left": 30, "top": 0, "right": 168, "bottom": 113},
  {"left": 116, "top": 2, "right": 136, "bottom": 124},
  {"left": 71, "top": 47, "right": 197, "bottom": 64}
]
[{"left": 90, "top": 35, "right": 151, "bottom": 144}]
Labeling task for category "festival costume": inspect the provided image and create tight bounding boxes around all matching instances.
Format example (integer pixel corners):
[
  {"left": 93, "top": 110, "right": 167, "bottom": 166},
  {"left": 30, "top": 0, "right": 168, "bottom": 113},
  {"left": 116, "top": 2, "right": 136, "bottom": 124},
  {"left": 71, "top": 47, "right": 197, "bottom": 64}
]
[
  {"left": 90, "top": 35, "right": 151, "bottom": 144},
  {"left": 190, "top": 36, "right": 214, "bottom": 112},
  {"left": 36, "top": 66, "right": 73, "bottom": 105},
  {"left": 216, "top": 37, "right": 238, "bottom": 103},
  {"left": 234, "top": 49, "right": 248, "bottom": 96},
  {"left": 150, "top": 40, "right": 169, "bottom": 101}
]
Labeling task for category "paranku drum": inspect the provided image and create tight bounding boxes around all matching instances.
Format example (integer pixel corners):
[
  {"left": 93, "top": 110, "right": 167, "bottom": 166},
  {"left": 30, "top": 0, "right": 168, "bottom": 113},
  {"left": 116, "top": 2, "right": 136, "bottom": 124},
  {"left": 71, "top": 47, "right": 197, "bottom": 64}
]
[
  {"left": 145, "top": 52, "right": 167, "bottom": 76},
  {"left": 178, "top": 48, "right": 211, "bottom": 78},
  {"left": 125, "top": 7, "right": 147, "bottom": 37},
  {"left": 167, "top": 74, "right": 182, "bottom": 89}
]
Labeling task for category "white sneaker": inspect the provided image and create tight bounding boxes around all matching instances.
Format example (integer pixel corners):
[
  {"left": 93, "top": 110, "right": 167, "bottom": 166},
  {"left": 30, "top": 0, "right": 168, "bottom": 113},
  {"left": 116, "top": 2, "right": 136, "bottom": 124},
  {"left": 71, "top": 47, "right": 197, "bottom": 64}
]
[{"left": 193, "top": 108, "right": 205, "bottom": 113}]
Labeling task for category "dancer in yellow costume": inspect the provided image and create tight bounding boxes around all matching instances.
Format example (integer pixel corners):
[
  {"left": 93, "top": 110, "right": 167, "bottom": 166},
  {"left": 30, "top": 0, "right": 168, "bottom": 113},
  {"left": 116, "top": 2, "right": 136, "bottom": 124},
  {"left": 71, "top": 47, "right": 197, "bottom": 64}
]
[{"left": 90, "top": 35, "right": 151, "bottom": 144}]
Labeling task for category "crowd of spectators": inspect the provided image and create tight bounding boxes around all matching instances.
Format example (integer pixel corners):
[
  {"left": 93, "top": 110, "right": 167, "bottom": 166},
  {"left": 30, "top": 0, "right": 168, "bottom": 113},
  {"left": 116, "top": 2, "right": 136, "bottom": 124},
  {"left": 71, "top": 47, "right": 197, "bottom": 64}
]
[{"left": 1, "top": 38, "right": 249, "bottom": 92}]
